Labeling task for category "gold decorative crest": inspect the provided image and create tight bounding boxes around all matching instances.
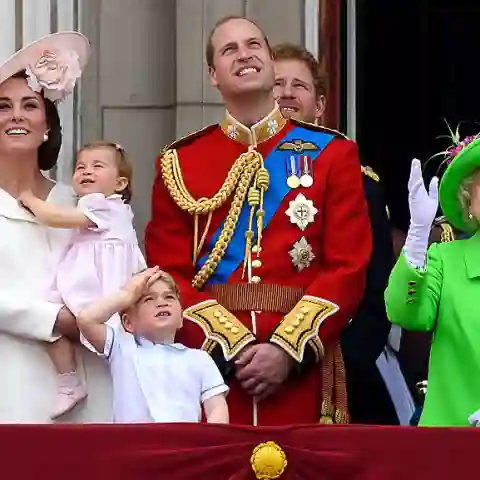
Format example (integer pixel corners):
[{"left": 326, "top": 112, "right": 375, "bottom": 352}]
[{"left": 250, "top": 441, "right": 287, "bottom": 479}]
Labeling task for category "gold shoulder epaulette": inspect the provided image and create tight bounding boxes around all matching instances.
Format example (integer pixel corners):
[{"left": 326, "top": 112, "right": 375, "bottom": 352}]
[
  {"left": 160, "top": 124, "right": 217, "bottom": 155},
  {"left": 433, "top": 215, "right": 448, "bottom": 226},
  {"left": 361, "top": 165, "right": 380, "bottom": 182},
  {"left": 290, "top": 118, "right": 348, "bottom": 139},
  {"left": 433, "top": 216, "right": 456, "bottom": 242}
]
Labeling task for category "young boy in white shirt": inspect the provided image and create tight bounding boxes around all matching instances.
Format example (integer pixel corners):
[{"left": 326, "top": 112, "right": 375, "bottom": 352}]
[{"left": 77, "top": 266, "right": 229, "bottom": 423}]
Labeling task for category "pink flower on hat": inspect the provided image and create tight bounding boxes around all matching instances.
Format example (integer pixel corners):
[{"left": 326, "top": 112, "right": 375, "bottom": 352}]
[
  {"left": 430, "top": 121, "right": 480, "bottom": 167},
  {"left": 445, "top": 135, "right": 480, "bottom": 164},
  {"left": 25, "top": 49, "right": 81, "bottom": 103}
]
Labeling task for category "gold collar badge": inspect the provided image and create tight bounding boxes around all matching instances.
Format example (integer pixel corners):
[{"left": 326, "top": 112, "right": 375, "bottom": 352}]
[{"left": 220, "top": 104, "right": 287, "bottom": 146}]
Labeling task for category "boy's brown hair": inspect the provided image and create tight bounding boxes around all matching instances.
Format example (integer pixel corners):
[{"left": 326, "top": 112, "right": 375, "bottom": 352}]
[
  {"left": 205, "top": 14, "right": 272, "bottom": 69},
  {"left": 151, "top": 270, "right": 181, "bottom": 301},
  {"left": 121, "top": 270, "right": 181, "bottom": 319},
  {"left": 133, "top": 269, "right": 181, "bottom": 303},
  {"left": 77, "top": 141, "right": 133, "bottom": 203},
  {"left": 272, "top": 43, "right": 328, "bottom": 99}
]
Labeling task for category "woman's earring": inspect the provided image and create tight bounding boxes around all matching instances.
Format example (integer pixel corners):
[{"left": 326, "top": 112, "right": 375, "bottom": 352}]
[
  {"left": 469, "top": 212, "right": 474, "bottom": 220},
  {"left": 43, "top": 132, "right": 49, "bottom": 142}
]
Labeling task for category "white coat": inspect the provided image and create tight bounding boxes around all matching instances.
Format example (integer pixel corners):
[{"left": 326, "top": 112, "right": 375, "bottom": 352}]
[{"left": 0, "top": 182, "right": 112, "bottom": 423}]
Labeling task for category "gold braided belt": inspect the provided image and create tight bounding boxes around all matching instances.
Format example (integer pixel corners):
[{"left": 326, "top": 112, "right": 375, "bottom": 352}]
[
  {"left": 208, "top": 283, "right": 304, "bottom": 313},
  {"left": 161, "top": 148, "right": 270, "bottom": 290}
]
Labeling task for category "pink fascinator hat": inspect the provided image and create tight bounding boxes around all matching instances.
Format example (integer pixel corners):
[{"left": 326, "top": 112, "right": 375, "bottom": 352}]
[{"left": 0, "top": 31, "right": 90, "bottom": 103}]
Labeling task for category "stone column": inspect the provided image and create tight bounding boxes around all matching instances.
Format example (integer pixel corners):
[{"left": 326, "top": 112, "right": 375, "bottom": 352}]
[
  {"left": 20, "top": 0, "right": 81, "bottom": 182},
  {"left": 0, "top": 0, "right": 17, "bottom": 63},
  {"left": 81, "top": 0, "right": 176, "bottom": 239}
]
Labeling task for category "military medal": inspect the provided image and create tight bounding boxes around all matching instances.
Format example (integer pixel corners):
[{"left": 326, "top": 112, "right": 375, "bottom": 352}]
[
  {"left": 286, "top": 155, "right": 300, "bottom": 189},
  {"left": 289, "top": 237, "right": 315, "bottom": 271},
  {"left": 279, "top": 139, "right": 321, "bottom": 190},
  {"left": 285, "top": 193, "right": 318, "bottom": 231},
  {"left": 300, "top": 155, "right": 314, "bottom": 188}
]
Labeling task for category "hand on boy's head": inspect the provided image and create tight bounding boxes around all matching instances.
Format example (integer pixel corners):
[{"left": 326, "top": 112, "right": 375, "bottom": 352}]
[
  {"left": 121, "top": 266, "right": 161, "bottom": 305},
  {"left": 146, "top": 269, "right": 164, "bottom": 288}
]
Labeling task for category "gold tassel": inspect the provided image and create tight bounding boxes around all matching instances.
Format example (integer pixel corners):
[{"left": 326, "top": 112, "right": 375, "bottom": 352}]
[
  {"left": 255, "top": 167, "right": 270, "bottom": 252},
  {"left": 318, "top": 341, "right": 350, "bottom": 425},
  {"left": 319, "top": 345, "right": 334, "bottom": 425},
  {"left": 334, "top": 407, "right": 349, "bottom": 425},
  {"left": 242, "top": 229, "right": 254, "bottom": 278},
  {"left": 193, "top": 214, "right": 199, "bottom": 265},
  {"left": 332, "top": 341, "right": 350, "bottom": 424},
  {"left": 193, "top": 211, "right": 213, "bottom": 266},
  {"left": 319, "top": 400, "right": 335, "bottom": 424},
  {"left": 319, "top": 417, "right": 334, "bottom": 425},
  {"left": 242, "top": 186, "right": 260, "bottom": 277}
]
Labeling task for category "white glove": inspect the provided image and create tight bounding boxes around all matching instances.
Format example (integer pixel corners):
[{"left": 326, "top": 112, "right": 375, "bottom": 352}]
[
  {"left": 468, "top": 409, "right": 480, "bottom": 426},
  {"left": 404, "top": 159, "right": 439, "bottom": 268}
]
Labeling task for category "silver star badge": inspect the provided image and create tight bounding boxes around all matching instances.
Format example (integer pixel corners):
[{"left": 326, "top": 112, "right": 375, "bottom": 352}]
[
  {"left": 267, "top": 118, "right": 278, "bottom": 136},
  {"left": 285, "top": 193, "right": 318, "bottom": 231},
  {"left": 289, "top": 236, "right": 315, "bottom": 271},
  {"left": 227, "top": 124, "right": 238, "bottom": 139}
]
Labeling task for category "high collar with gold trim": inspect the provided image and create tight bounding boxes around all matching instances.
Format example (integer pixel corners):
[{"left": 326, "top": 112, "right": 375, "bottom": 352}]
[{"left": 219, "top": 104, "right": 287, "bottom": 146}]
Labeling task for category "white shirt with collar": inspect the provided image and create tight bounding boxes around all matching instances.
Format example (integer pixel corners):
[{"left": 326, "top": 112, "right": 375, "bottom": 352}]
[{"left": 103, "top": 326, "right": 229, "bottom": 423}]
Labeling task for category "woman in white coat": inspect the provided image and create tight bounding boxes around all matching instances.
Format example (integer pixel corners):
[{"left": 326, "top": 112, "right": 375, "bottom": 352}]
[{"left": 0, "top": 32, "right": 112, "bottom": 423}]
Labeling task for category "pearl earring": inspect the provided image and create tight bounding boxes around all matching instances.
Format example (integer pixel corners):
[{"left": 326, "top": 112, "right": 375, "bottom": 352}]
[
  {"left": 43, "top": 132, "right": 49, "bottom": 142},
  {"left": 469, "top": 213, "right": 473, "bottom": 220}
]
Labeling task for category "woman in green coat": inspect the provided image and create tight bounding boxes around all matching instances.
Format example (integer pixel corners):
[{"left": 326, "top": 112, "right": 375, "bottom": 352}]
[{"left": 385, "top": 135, "right": 480, "bottom": 427}]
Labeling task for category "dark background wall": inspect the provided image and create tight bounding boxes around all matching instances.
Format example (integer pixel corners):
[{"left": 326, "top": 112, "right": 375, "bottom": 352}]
[{"left": 354, "top": 1, "right": 480, "bottom": 232}]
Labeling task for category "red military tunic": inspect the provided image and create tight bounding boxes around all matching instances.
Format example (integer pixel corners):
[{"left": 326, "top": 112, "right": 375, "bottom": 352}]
[{"left": 145, "top": 105, "right": 372, "bottom": 426}]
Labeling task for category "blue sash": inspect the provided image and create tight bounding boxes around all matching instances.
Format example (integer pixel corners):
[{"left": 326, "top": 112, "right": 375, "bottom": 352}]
[{"left": 197, "top": 126, "right": 334, "bottom": 285}]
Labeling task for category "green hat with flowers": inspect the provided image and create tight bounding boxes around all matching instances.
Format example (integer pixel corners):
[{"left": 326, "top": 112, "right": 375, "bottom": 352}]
[{"left": 437, "top": 124, "right": 480, "bottom": 234}]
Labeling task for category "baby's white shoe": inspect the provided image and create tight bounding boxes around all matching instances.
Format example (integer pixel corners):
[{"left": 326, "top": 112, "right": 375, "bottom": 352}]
[{"left": 50, "top": 372, "right": 87, "bottom": 420}]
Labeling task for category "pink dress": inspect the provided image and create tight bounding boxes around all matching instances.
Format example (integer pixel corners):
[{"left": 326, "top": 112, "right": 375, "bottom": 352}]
[{"left": 47, "top": 193, "right": 146, "bottom": 340}]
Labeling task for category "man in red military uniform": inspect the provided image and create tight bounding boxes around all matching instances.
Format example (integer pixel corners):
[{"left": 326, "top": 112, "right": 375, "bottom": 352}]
[{"left": 145, "top": 15, "right": 372, "bottom": 426}]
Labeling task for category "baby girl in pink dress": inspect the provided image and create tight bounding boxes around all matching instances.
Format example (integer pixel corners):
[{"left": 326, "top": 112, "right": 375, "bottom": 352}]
[{"left": 19, "top": 141, "right": 146, "bottom": 419}]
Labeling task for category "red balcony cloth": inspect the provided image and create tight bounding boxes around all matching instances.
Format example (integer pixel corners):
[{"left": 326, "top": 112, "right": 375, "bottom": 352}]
[{"left": 1, "top": 424, "right": 476, "bottom": 479}]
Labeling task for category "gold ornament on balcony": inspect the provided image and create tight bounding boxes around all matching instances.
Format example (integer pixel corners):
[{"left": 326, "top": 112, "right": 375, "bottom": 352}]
[{"left": 250, "top": 441, "right": 287, "bottom": 479}]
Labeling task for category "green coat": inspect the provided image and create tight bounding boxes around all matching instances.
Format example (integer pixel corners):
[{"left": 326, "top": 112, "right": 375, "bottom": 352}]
[{"left": 385, "top": 232, "right": 480, "bottom": 426}]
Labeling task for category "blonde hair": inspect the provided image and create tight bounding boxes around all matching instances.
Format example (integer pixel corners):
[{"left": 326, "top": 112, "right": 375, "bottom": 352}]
[
  {"left": 133, "top": 269, "right": 180, "bottom": 302},
  {"left": 458, "top": 169, "right": 480, "bottom": 229},
  {"left": 150, "top": 270, "right": 180, "bottom": 301},
  {"left": 76, "top": 141, "right": 133, "bottom": 203},
  {"left": 121, "top": 270, "right": 181, "bottom": 319}
]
